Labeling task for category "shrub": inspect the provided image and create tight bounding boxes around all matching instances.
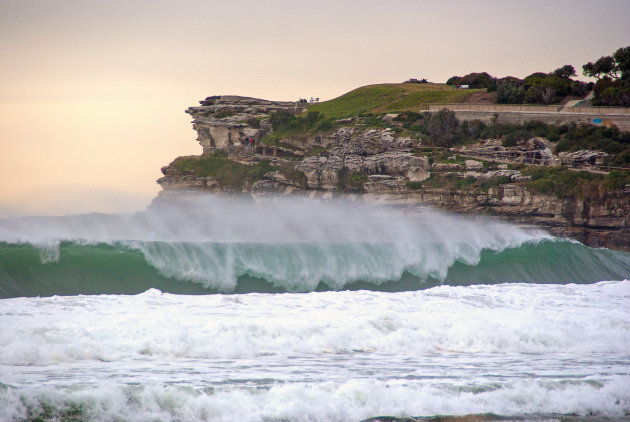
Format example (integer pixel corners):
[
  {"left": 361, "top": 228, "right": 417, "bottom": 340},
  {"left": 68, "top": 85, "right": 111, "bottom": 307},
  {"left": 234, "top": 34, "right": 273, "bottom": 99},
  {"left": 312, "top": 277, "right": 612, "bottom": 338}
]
[
  {"left": 446, "top": 72, "right": 496, "bottom": 89},
  {"left": 173, "top": 151, "right": 276, "bottom": 188},
  {"left": 215, "top": 110, "right": 236, "bottom": 118},
  {"left": 454, "top": 177, "right": 476, "bottom": 189},
  {"left": 496, "top": 82, "right": 524, "bottom": 104},
  {"left": 336, "top": 167, "right": 367, "bottom": 192},
  {"left": 315, "top": 119, "right": 334, "bottom": 132},
  {"left": 270, "top": 110, "right": 337, "bottom": 135},
  {"left": 502, "top": 130, "right": 532, "bottom": 147},
  {"left": 607, "top": 149, "right": 630, "bottom": 167},
  {"left": 545, "top": 125, "right": 560, "bottom": 143},
  {"left": 270, "top": 110, "right": 296, "bottom": 131},
  {"left": 525, "top": 120, "right": 548, "bottom": 136},
  {"left": 310, "top": 146, "right": 326, "bottom": 157},
  {"left": 427, "top": 108, "right": 458, "bottom": 147},
  {"left": 479, "top": 176, "right": 512, "bottom": 192},
  {"left": 523, "top": 167, "right": 603, "bottom": 198},
  {"left": 604, "top": 170, "right": 630, "bottom": 190}
]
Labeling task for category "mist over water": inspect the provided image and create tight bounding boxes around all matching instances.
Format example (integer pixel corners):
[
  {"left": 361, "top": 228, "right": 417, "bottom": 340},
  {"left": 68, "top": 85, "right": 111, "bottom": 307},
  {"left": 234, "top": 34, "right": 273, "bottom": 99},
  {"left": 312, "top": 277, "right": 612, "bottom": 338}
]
[{"left": 0, "top": 193, "right": 546, "bottom": 244}]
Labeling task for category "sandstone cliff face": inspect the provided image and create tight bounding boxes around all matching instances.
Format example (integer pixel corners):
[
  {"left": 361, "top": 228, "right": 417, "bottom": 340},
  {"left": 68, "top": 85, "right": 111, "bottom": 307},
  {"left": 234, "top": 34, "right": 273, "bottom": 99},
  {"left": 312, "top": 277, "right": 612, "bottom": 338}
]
[
  {"left": 160, "top": 95, "right": 630, "bottom": 251},
  {"left": 293, "top": 128, "right": 430, "bottom": 190},
  {"left": 186, "top": 95, "right": 305, "bottom": 152}
]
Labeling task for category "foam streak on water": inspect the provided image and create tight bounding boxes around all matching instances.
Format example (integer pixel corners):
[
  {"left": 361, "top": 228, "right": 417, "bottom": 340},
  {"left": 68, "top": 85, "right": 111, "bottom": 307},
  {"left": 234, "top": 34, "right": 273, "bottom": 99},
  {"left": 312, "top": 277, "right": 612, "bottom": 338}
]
[{"left": 1, "top": 281, "right": 629, "bottom": 421}]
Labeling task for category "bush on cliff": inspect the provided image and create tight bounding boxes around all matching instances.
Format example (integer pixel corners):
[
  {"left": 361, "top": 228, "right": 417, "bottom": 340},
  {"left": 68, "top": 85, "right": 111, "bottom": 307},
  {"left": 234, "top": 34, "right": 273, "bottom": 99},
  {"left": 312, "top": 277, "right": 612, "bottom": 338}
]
[
  {"left": 604, "top": 170, "right": 630, "bottom": 190},
  {"left": 502, "top": 130, "right": 533, "bottom": 147},
  {"left": 336, "top": 167, "right": 367, "bottom": 193},
  {"left": 267, "top": 110, "right": 336, "bottom": 139},
  {"left": 172, "top": 151, "right": 276, "bottom": 189},
  {"left": 396, "top": 110, "right": 628, "bottom": 166},
  {"left": 427, "top": 108, "right": 459, "bottom": 147},
  {"left": 522, "top": 166, "right": 614, "bottom": 199},
  {"left": 555, "top": 123, "right": 629, "bottom": 158}
]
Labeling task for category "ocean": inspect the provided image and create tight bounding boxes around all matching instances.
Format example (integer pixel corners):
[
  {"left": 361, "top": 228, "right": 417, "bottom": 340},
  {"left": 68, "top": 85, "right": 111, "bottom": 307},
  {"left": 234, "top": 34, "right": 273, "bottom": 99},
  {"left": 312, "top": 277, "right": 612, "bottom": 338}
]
[{"left": 1, "top": 194, "right": 629, "bottom": 421}]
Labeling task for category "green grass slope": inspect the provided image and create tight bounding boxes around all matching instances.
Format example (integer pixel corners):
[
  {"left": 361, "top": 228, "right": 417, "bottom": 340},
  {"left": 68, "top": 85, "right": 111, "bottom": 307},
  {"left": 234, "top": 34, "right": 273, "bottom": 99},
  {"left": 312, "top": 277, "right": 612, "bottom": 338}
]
[{"left": 308, "top": 83, "right": 481, "bottom": 119}]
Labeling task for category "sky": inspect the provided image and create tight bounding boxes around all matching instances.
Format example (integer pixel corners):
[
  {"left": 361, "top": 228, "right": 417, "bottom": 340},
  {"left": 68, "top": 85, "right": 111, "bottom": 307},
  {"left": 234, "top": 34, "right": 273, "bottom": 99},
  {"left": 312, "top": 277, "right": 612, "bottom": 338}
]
[{"left": 1, "top": 0, "right": 629, "bottom": 216}]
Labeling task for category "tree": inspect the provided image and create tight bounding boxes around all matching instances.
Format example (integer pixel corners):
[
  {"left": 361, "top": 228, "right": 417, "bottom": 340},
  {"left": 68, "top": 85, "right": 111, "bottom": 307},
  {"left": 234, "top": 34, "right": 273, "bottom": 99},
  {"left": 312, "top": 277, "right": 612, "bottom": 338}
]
[
  {"left": 584, "top": 45, "right": 630, "bottom": 106},
  {"left": 446, "top": 72, "right": 496, "bottom": 89},
  {"left": 496, "top": 82, "right": 524, "bottom": 104},
  {"left": 613, "top": 46, "right": 630, "bottom": 80},
  {"left": 427, "top": 109, "right": 458, "bottom": 147},
  {"left": 552, "top": 65, "right": 576, "bottom": 79},
  {"left": 541, "top": 87, "right": 556, "bottom": 105},
  {"left": 269, "top": 110, "right": 296, "bottom": 131},
  {"left": 583, "top": 56, "right": 618, "bottom": 80}
]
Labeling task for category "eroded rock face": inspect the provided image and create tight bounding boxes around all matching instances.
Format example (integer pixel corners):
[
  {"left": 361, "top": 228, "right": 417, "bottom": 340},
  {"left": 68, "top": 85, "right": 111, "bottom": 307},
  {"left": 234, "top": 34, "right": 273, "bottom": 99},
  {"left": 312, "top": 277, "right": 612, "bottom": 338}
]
[
  {"left": 432, "top": 163, "right": 462, "bottom": 171},
  {"left": 457, "top": 138, "right": 561, "bottom": 166},
  {"left": 325, "top": 128, "right": 422, "bottom": 156},
  {"left": 465, "top": 159, "right": 483, "bottom": 170},
  {"left": 559, "top": 150, "right": 610, "bottom": 166},
  {"left": 186, "top": 96, "right": 304, "bottom": 152},
  {"left": 295, "top": 151, "right": 430, "bottom": 189}
]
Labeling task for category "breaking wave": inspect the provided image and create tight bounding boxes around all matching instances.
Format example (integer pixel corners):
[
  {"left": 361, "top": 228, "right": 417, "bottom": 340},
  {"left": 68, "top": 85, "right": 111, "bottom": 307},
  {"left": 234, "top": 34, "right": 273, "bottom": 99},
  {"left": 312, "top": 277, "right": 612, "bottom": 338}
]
[{"left": 1, "top": 194, "right": 628, "bottom": 297}]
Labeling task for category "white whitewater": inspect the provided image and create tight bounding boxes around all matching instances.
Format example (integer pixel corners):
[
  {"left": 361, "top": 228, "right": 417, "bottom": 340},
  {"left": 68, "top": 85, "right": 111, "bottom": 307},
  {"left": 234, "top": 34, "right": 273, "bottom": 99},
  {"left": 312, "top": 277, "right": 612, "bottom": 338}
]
[{"left": 1, "top": 281, "right": 629, "bottom": 421}]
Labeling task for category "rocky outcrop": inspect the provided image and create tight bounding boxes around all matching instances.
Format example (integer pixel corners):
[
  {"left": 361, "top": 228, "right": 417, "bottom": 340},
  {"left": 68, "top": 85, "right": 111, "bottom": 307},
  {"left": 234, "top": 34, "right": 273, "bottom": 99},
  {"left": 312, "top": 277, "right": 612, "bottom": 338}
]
[
  {"left": 459, "top": 138, "right": 560, "bottom": 166},
  {"left": 295, "top": 150, "right": 430, "bottom": 190},
  {"left": 558, "top": 150, "right": 609, "bottom": 166},
  {"left": 159, "top": 95, "right": 630, "bottom": 251},
  {"left": 186, "top": 96, "right": 305, "bottom": 152}
]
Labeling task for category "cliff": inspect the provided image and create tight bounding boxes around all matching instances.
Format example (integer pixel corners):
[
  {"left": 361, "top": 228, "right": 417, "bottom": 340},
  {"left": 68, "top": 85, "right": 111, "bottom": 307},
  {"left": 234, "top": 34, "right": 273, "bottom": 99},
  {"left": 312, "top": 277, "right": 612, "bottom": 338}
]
[
  {"left": 159, "top": 95, "right": 630, "bottom": 251},
  {"left": 186, "top": 95, "right": 305, "bottom": 152}
]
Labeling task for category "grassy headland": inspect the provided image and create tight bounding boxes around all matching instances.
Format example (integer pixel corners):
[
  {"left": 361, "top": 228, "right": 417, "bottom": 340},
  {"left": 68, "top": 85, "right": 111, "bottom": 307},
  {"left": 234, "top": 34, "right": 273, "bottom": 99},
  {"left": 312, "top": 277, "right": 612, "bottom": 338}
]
[{"left": 307, "top": 83, "right": 481, "bottom": 118}]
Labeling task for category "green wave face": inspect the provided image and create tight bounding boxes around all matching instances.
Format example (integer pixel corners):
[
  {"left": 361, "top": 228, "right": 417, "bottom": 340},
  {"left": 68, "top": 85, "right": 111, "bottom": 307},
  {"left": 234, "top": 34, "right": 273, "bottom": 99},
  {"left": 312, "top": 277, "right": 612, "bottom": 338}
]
[
  {"left": 1, "top": 239, "right": 629, "bottom": 298},
  {"left": 1, "top": 196, "right": 629, "bottom": 298}
]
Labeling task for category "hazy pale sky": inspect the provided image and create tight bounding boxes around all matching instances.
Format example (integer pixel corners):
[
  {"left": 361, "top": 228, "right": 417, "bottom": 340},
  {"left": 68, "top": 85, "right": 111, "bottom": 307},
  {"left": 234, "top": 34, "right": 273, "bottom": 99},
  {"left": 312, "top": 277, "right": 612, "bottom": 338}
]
[{"left": 1, "top": 0, "right": 629, "bottom": 216}]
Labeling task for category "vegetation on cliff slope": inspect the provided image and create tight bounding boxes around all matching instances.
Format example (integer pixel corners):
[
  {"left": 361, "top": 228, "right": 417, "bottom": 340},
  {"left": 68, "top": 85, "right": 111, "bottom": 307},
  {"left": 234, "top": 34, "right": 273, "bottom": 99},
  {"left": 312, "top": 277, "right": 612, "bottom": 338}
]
[
  {"left": 172, "top": 151, "right": 276, "bottom": 188},
  {"left": 336, "top": 167, "right": 368, "bottom": 193},
  {"left": 521, "top": 166, "right": 625, "bottom": 198},
  {"left": 392, "top": 111, "right": 630, "bottom": 167},
  {"left": 405, "top": 164, "right": 630, "bottom": 199},
  {"left": 262, "top": 110, "right": 337, "bottom": 147}
]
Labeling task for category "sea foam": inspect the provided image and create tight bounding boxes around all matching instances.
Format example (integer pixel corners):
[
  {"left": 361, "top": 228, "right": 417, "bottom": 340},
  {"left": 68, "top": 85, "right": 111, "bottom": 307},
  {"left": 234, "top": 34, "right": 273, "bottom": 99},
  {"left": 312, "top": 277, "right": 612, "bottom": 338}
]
[{"left": 1, "top": 282, "right": 629, "bottom": 420}]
